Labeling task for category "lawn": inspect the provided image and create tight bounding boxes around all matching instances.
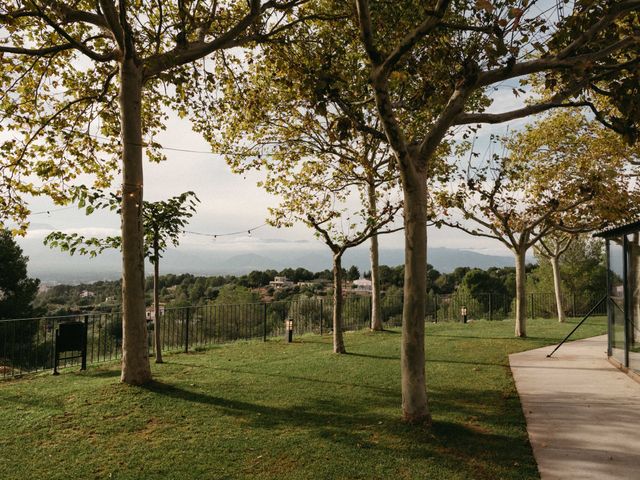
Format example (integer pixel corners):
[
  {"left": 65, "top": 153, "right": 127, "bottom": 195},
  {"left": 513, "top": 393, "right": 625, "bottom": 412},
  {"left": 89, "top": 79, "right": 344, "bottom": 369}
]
[{"left": 0, "top": 317, "right": 606, "bottom": 480}]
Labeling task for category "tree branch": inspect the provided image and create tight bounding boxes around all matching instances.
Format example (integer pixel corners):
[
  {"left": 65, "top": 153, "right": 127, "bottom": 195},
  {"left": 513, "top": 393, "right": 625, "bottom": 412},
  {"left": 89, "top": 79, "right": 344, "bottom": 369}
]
[
  {"left": 144, "top": 0, "right": 266, "bottom": 77},
  {"left": 354, "top": 0, "right": 382, "bottom": 65},
  {"left": 556, "top": 0, "right": 640, "bottom": 60},
  {"left": 439, "top": 218, "right": 510, "bottom": 247},
  {"left": 379, "top": 0, "right": 450, "bottom": 78},
  {"left": 33, "top": 4, "right": 116, "bottom": 62},
  {"left": 98, "top": 0, "right": 125, "bottom": 53},
  {"left": 0, "top": 43, "right": 75, "bottom": 56},
  {"left": 52, "top": 2, "right": 110, "bottom": 29},
  {"left": 476, "top": 36, "right": 637, "bottom": 88},
  {"left": 455, "top": 99, "right": 590, "bottom": 125}
]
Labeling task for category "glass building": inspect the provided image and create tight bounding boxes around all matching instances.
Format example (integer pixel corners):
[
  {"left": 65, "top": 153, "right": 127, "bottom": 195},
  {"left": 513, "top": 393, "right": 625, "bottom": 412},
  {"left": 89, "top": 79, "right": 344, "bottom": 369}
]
[{"left": 597, "top": 221, "right": 640, "bottom": 377}]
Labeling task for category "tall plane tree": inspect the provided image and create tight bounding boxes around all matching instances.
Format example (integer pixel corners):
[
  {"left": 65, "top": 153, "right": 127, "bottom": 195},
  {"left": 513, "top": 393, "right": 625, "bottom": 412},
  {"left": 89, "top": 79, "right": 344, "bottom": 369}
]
[
  {"left": 185, "top": 9, "right": 400, "bottom": 332},
  {"left": 436, "top": 116, "right": 638, "bottom": 337},
  {"left": 535, "top": 231, "right": 579, "bottom": 322},
  {"left": 231, "top": 140, "right": 400, "bottom": 353},
  {"left": 0, "top": 0, "right": 308, "bottom": 384},
  {"left": 523, "top": 111, "right": 640, "bottom": 322},
  {"left": 352, "top": 0, "right": 640, "bottom": 423}
]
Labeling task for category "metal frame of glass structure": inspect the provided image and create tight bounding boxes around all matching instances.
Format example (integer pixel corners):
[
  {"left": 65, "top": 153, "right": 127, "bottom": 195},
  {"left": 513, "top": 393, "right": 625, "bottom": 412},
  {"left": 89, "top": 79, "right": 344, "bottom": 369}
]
[{"left": 596, "top": 221, "right": 640, "bottom": 378}]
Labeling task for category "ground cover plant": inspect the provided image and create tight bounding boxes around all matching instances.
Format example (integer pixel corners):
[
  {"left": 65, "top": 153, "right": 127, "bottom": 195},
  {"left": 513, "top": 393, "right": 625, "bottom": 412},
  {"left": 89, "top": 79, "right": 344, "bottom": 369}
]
[{"left": 0, "top": 317, "right": 606, "bottom": 480}]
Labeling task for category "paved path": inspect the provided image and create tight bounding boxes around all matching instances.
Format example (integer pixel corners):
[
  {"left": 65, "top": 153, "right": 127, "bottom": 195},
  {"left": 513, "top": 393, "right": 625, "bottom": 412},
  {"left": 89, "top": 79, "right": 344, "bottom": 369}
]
[{"left": 509, "top": 335, "right": 640, "bottom": 480}]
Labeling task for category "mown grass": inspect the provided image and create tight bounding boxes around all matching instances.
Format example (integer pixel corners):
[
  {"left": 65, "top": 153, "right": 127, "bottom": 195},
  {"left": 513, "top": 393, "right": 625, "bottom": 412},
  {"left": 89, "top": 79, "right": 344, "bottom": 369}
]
[{"left": 0, "top": 317, "right": 606, "bottom": 480}]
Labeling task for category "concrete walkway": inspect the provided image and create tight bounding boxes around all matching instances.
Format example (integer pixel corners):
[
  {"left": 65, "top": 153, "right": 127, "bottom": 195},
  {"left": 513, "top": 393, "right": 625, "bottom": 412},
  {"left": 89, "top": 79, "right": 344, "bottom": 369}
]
[{"left": 509, "top": 335, "right": 640, "bottom": 480}]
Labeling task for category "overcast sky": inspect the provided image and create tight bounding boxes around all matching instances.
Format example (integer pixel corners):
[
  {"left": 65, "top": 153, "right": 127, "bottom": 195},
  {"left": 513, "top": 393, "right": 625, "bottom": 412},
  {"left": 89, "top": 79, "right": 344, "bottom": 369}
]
[{"left": 15, "top": 84, "right": 532, "bottom": 271}]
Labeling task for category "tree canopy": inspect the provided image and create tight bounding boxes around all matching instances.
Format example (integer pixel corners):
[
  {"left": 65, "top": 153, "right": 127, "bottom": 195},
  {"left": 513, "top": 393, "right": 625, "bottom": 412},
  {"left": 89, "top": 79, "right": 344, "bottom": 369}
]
[
  {"left": 435, "top": 111, "right": 639, "bottom": 336},
  {"left": 0, "top": 229, "right": 40, "bottom": 320},
  {"left": 0, "top": 0, "right": 309, "bottom": 385}
]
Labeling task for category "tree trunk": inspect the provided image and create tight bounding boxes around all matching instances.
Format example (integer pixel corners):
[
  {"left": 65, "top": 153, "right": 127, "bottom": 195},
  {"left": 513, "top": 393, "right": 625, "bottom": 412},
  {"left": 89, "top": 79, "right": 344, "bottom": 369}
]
[
  {"left": 153, "top": 240, "right": 163, "bottom": 363},
  {"left": 332, "top": 252, "right": 346, "bottom": 354},
  {"left": 119, "top": 59, "right": 152, "bottom": 385},
  {"left": 400, "top": 169, "right": 430, "bottom": 424},
  {"left": 367, "top": 179, "right": 383, "bottom": 331},
  {"left": 369, "top": 234, "right": 383, "bottom": 331},
  {"left": 550, "top": 255, "right": 565, "bottom": 323},
  {"left": 514, "top": 249, "right": 527, "bottom": 338}
]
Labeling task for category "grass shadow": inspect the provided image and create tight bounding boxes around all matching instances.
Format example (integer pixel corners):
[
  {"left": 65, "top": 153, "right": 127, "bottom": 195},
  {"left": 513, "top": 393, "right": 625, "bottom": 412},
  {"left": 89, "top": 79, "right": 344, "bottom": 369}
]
[
  {"left": 140, "top": 379, "right": 536, "bottom": 476},
  {"left": 346, "top": 352, "right": 399, "bottom": 361},
  {"left": 85, "top": 369, "right": 121, "bottom": 379}
]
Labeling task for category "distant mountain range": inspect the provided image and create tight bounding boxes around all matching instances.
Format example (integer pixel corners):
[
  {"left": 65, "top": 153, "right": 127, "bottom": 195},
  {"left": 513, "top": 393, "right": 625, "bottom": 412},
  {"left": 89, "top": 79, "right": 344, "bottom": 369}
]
[
  {"left": 212, "top": 248, "right": 516, "bottom": 274},
  {"left": 21, "top": 236, "right": 518, "bottom": 284}
]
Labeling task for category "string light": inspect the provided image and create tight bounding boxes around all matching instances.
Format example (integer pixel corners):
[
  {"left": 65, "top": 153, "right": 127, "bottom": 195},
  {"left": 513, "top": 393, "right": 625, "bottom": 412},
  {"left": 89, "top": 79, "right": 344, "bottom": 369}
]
[
  {"left": 28, "top": 206, "right": 76, "bottom": 216},
  {"left": 184, "top": 223, "right": 268, "bottom": 239},
  {"left": 60, "top": 128, "right": 269, "bottom": 157},
  {"left": 25, "top": 203, "right": 269, "bottom": 240}
]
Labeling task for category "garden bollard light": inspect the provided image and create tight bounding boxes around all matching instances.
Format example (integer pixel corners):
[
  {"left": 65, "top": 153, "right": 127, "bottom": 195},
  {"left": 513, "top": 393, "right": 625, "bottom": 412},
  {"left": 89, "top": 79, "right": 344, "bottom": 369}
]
[
  {"left": 461, "top": 306, "right": 468, "bottom": 324},
  {"left": 285, "top": 319, "right": 293, "bottom": 343}
]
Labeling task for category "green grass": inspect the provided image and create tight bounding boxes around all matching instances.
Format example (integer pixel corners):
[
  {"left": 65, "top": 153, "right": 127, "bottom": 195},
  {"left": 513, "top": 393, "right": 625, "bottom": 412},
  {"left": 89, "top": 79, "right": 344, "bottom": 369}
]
[{"left": 0, "top": 317, "right": 606, "bottom": 480}]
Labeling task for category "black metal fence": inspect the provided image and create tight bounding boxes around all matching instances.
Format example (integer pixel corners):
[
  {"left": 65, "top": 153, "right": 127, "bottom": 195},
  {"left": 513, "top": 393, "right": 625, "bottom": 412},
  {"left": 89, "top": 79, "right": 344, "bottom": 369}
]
[
  {"left": 0, "top": 291, "right": 605, "bottom": 379},
  {"left": 431, "top": 291, "right": 607, "bottom": 322},
  {"left": 0, "top": 311, "right": 123, "bottom": 379},
  {"left": 0, "top": 296, "right": 372, "bottom": 379}
]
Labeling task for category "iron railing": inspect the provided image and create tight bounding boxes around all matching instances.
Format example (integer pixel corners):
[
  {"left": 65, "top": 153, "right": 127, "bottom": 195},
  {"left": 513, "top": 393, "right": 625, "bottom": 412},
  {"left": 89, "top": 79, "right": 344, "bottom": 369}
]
[{"left": 0, "top": 291, "right": 606, "bottom": 379}]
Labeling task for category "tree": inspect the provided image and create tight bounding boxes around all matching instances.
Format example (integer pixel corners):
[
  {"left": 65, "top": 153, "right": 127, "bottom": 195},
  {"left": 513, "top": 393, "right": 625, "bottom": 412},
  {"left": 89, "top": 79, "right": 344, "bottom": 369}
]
[
  {"left": 346, "top": 265, "right": 360, "bottom": 282},
  {"left": 214, "top": 284, "right": 260, "bottom": 305},
  {"left": 352, "top": 0, "right": 640, "bottom": 423},
  {"left": 266, "top": 161, "right": 400, "bottom": 353},
  {"left": 532, "top": 234, "right": 607, "bottom": 318},
  {"left": 521, "top": 111, "right": 640, "bottom": 321},
  {"left": 144, "top": 192, "right": 199, "bottom": 362},
  {"left": 436, "top": 113, "right": 638, "bottom": 337},
  {"left": 194, "top": 58, "right": 402, "bottom": 350},
  {"left": 244, "top": 270, "right": 277, "bottom": 288},
  {"left": 184, "top": 4, "right": 401, "bottom": 333},
  {"left": 45, "top": 191, "right": 199, "bottom": 363},
  {"left": 0, "top": 229, "right": 39, "bottom": 320},
  {"left": 535, "top": 232, "right": 575, "bottom": 322},
  {"left": 461, "top": 268, "right": 509, "bottom": 310},
  {"left": 1, "top": 0, "right": 308, "bottom": 385}
]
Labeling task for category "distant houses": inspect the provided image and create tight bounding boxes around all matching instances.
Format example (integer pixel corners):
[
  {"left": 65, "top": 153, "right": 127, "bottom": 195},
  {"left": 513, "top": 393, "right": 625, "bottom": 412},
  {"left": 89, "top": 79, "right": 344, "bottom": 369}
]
[
  {"left": 145, "top": 303, "right": 166, "bottom": 320},
  {"left": 350, "top": 278, "right": 372, "bottom": 295},
  {"left": 267, "top": 275, "right": 372, "bottom": 296},
  {"left": 269, "top": 276, "right": 295, "bottom": 289}
]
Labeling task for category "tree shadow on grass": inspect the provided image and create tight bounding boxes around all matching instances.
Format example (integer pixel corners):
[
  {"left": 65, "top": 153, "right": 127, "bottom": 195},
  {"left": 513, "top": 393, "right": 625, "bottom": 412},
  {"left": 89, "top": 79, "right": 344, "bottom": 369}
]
[
  {"left": 141, "top": 380, "right": 537, "bottom": 477},
  {"left": 346, "top": 352, "right": 399, "bottom": 361},
  {"left": 197, "top": 365, "right": 400, "bottom": 396},
  {"left": 426, "top": 333, "right": 513, "bottom": 341},
  {"left": 377, "top": 328, "right": 401, "bottom": 334},
  {"left": 426, "top": 357, "right": 508, "bottom": 368},
  {"left": 85, "top": 369, "right": 121, "bottom": 378},
  {"left": 0, "top": 391, "right": 65, "bottom": 409}
]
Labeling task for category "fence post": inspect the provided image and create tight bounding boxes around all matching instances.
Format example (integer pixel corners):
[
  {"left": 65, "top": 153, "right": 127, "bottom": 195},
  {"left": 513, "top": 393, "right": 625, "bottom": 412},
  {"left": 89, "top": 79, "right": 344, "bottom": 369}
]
[
  {"left": 572, "top": 293, "right": 577, "bottom": 318},
  {"left": 434, "top": 294, "right": 438, "bottom": 323},
  {"left": 489, "top": 293, "right": 493, "bottom": 321},
  {"left": 81, "top": 315, "right": 88, "bottom": 370},
  {"left": 185, "top": 307, "right": 190, "bottom": 353},
  {"left": 530, "top": 293, "right": 535, "bottom": 320},
  {"left": 263, "top": 303, "right": 267, "bottom": 342},
  {"left": 319, "top": 299, "right": 323, "bottom": 335}
]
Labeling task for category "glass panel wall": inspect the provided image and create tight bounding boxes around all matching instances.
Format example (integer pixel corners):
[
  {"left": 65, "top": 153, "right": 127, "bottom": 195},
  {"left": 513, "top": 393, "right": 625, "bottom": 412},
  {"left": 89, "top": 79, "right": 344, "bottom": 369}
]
[
  {"left": 608, "top": 237, "right": 626, "bottom": 364},
  {"left": 626, "top": 234, "right": 640, "bottom": 372}
]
